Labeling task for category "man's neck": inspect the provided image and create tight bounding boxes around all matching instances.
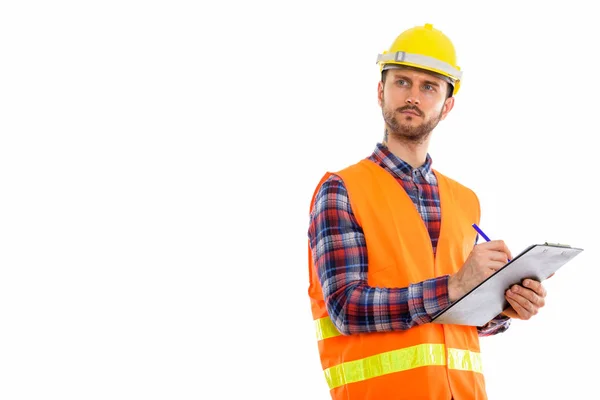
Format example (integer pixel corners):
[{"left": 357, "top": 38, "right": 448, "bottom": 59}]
[{"left": 385, "top": 137, "right": 430, "bottom": 169}]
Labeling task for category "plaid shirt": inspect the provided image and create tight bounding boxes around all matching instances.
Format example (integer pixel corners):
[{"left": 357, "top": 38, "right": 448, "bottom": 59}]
[{"left": 308, "top": 143, "right": 510, "bottom": 336}]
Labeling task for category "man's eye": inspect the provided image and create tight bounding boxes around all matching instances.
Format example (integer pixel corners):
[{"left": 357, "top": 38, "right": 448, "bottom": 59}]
[
  {"left": 424, "top": 84, "right": 434, "bottom": 91},
  {"left": 396, "top": 80, "right": 407, "bottom": 86}
]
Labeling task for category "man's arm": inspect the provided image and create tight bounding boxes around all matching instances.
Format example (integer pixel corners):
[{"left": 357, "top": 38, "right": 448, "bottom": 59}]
[
  {"left": 307, "top": 174, "right": 452, "bottom": 335},
  {"left": 470, "top": 234, "right": 512, "bottom": 336}
]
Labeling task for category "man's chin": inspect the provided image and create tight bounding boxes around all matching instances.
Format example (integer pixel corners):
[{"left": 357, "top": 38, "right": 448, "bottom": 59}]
[
  {"left": 397, "top": 126, "right": 423, "bottom": 136},
  {"left": 389, "top": 129, "right": 430, "bottom": 144}
]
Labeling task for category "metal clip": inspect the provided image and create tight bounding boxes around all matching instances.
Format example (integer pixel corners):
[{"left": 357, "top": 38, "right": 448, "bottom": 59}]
[{"left": 544, "top": 242, "right": 571, "bottom": 248}]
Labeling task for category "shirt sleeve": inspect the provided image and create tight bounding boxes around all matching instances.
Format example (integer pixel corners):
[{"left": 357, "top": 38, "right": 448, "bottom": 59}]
[
  {"left": 307, "top": 174, "right": 452, "bottom": 335},
  {"left": 477, "top": 314, "right": 511, "bottom": 336}
]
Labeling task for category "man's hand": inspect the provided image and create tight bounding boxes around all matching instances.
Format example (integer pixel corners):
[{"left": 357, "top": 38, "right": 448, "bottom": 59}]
[
  {"left": 448, "top": 240, "right": 512, "bottom": 302},
  {"left": 501, "top": 279, "right": 547, "bottom": 320}
]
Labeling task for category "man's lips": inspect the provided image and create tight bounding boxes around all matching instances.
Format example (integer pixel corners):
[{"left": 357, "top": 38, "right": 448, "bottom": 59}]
[{"left": 400, "top": 110, "right": 421, "bottom": 116}]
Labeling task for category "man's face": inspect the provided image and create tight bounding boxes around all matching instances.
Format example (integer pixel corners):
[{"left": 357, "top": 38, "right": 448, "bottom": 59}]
[{"left": 378, "top": 67, "right": 454, "bottom": 144}]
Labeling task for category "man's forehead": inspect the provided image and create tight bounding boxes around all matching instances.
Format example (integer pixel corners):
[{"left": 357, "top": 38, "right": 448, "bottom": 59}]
[{"left": 385, "top": 65, "right": 453, "bottom": 85}]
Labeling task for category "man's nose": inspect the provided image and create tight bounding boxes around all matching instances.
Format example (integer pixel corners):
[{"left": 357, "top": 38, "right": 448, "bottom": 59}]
[{"left": 406, "top": 87, "right": 421, "bottom": 105}]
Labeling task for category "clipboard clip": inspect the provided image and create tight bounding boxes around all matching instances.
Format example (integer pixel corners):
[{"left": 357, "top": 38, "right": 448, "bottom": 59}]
[{"left": 544, "top": 242, "right": 571, "bottom": 248}]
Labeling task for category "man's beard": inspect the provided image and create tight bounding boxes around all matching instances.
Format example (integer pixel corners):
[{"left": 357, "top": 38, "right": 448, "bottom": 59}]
[{"left": 382, "top": 103, "right": 443, "bottom": 145}]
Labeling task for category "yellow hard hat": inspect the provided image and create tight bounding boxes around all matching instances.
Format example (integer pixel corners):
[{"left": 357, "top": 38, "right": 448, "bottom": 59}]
[{"left": 376, "top": 23, "right": 462, "bottom": 95}]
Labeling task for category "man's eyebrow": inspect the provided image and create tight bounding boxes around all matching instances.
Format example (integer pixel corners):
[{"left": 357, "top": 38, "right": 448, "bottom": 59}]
[
  {"left": 391, "top": 74, "right": 441, "bottom": 87},
  {"left": 422, "top": 80, "right": 440, "bottom": 87},
  {"left": 391, "top": 73, "right": 412, "bottom": 82}
]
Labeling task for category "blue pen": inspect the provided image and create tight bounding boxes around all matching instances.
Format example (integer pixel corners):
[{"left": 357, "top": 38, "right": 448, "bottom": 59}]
[
  {"left": 472, "top": 223, "right": 511, "bottom": 261},
  {"left": 472, "top": 223, "right": 491, "bottom": 242}
]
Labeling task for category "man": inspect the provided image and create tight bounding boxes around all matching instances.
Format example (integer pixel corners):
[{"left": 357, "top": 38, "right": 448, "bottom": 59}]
[{"left": 306, "top": 23, "right": 548, "bottom": 399}]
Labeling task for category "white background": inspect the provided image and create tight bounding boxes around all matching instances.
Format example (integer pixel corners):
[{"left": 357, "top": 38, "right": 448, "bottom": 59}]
[{"left": 0, "top": 1, "right": 597, "bottom": 399}]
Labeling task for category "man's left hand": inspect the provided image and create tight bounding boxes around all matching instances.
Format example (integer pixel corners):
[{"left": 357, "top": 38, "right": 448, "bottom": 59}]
[{"left": 501, "top": 279, "right": 547, "bottom": 320}]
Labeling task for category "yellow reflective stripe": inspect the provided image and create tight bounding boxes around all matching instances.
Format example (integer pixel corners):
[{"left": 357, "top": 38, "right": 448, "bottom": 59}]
[
  {"left": 324, "top": 343, "right": 446, "bottom": 389},
  {"left": 448, "top": 348, "right": 483, "bottom": 374},
  {"left": 315, "top": 317, "right": 483, "bottom": 388},
  {"left": 323, "top": 345, "right": 483, "bottom": 389},
  {"left": 315, "top": 316, "right": 342, "bottom": 340}
]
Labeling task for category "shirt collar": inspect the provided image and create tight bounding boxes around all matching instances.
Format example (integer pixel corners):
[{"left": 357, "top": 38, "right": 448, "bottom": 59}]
[{"left": 371, "top": 142, "right": 435, "bottom": 183}]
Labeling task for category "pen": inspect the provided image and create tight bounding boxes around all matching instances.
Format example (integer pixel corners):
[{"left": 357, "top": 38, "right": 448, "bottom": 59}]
[
  {"left": 472, "top": 223, "right": 511, "bottom": 261},
  {"left": 472, "top": 223, "right": 491, "bottom": 242}
]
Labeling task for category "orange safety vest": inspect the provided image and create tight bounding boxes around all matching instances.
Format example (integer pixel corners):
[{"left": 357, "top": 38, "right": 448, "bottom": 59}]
[{"left": 308, "top": 159, "right": 486, "bottom": 400}]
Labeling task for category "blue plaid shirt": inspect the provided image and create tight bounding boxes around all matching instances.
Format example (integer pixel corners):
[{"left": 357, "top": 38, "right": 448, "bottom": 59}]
[{"left": 308, "top": 143, "right": 510, "bottom": 336}]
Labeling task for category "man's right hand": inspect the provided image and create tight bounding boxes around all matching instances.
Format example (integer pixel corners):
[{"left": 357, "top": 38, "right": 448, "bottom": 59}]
[{"left": 448, "top": 240, "right": 513, "bottom": 302}]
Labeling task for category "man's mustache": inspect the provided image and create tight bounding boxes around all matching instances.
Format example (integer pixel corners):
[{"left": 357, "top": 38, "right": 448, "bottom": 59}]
[{"left": 396, "top": 105, "right": 424, "bottom": 117}]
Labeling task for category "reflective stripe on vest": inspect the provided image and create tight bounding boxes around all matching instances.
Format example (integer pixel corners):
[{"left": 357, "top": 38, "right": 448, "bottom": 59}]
[
  {"left": 315, "top": 316, "right": 342, "bottom": 340},
  {"left": 315, "top": 317, "right": 483, "bottom": 389}
]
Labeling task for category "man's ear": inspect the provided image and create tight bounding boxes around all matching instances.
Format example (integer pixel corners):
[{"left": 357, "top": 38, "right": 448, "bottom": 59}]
[
  {"left": 377, "top": 81, "right": 384, "bottom": 107},
  {"left": 440, "top": 96, "right": 455, "bottom": 120}
]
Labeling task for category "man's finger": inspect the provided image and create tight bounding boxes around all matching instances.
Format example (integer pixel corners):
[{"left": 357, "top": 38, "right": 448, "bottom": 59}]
[
  {"left": 505, "top": 292, "right": 533, "bottom": 320},
  {"left": 488, "top": 250, "right": 510, "bottom": 264},
  {"left": 505, "top": 296, "right": 531, "bottom": 320},
  {"left": 487, "top": 261, "right": 507, "bottom": 271},
  {"left": 479, "top": 240, "right": 512, "bottom": 260},
  {"left": 506, "top": 286, "right": 538, "bottom": 314},
  {"left": 522, "top": 279, "right": 547, "bottom": 297},
  {"left": 512, "top": 285, "right": 545, "bottom": 308}
]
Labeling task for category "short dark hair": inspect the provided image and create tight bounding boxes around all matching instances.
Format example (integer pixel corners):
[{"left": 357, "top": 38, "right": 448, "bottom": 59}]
[{"left": 381, "top": 67, "right": 454, "bottom": 99}]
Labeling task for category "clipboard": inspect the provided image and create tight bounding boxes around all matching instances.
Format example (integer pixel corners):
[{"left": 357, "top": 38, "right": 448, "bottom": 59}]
[{"left": 431, "top": 242, "right": 584, "bottom": 327}]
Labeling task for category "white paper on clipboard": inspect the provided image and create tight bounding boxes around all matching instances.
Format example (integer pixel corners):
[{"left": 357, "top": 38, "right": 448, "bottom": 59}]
[{"left": 431, "top": 243, "right": 584, "bottom": 327}]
